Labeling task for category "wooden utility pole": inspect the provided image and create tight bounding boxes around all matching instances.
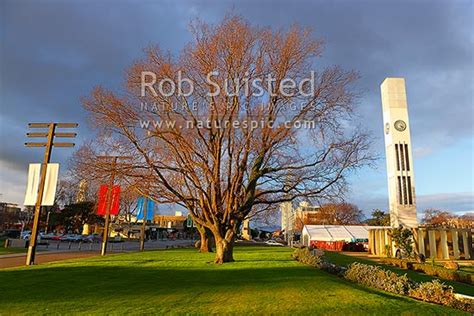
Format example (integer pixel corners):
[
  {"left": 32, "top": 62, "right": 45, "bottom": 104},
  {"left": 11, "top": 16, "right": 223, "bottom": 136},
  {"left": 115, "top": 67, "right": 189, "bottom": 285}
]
[
  {"left": 139, "top": 198, "right": 148, "bottom": 251},
  {"left": 98, "top": 155, "right": 131, "bottom": 256},
  {"left": 25, "top": 123, "right": 77, "bottom": 265}
]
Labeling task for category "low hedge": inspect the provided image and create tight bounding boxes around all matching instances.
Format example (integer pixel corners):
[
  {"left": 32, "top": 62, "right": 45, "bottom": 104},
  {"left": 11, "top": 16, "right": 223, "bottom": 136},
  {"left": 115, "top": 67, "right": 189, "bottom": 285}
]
[
  {"left": 345, "top": 262, "right": 473, "bottom": 313},
  {"left": 380, "top": 257, "right": 414, "bottom": 269},
  {"left": 292, "top": 249, "right": 473, "bottom": 312},
  {"left": 412, "top": 263, "right": 474, "bottom": 285},
  {"left": 344, "top": 262, "right": 414, "bottom": 295},
  {"left": 291, "top": 247, "right": 324, "bottom": 267},
  {"left": 379, "top": 258, "right": 473, "bottom": 285}
]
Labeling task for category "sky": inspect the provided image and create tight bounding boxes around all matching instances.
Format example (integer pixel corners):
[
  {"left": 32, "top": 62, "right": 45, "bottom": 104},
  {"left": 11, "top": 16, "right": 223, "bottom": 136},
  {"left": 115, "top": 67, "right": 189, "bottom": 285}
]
[{"left": 0, "top": 0, "right": 473, "bottom": 218}]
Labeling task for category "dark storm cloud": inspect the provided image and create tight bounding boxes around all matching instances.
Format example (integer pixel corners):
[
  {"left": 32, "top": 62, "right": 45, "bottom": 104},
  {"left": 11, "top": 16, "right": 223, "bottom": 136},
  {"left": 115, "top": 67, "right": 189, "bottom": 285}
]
[
  {"left": 0, "top": 0, "right": 193, "bottom": 170},
  {"left": 0, "top": 0, "right": 472, "bottom": 209},
  {"left": 188, "top": 0, "right": 474, "bottom": 148}
]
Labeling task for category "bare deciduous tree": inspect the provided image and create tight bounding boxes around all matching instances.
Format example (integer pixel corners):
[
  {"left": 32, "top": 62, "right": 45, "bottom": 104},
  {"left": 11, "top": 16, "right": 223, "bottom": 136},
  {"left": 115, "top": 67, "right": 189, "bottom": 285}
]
[
  {"left": 314, "top": 202, "right": 363, "bottom": 225},
  {"left": 422, "top": 208, "right": 474, "bottom": 228},
  {"left": 80, "top": 16, "right": 372, "bottom": 263}
]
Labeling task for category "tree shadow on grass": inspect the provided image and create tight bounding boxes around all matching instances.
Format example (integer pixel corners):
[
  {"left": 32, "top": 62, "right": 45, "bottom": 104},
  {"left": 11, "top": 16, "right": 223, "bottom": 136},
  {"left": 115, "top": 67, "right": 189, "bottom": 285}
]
[
  {"left": 0, "top": 264, "right": 423, "bottom": 306},
  {"left": 0, "top": 247, "right": 462, "bottom": 314},
  {"left": 0, "top": 261, "right": 464, "bottom": 315}
]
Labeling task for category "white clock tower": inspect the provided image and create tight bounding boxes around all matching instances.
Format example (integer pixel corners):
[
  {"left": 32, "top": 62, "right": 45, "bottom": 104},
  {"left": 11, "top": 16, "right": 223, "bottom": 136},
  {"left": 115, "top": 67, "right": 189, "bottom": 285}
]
[{"left": 381, "top": 77, "right": 418, "bottom": 228}]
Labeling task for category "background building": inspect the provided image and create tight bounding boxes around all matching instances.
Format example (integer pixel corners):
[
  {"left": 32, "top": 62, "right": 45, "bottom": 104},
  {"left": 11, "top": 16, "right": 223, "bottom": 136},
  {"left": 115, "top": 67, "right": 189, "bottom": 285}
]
[
  {"left": 153, "top": 211, "right": 187, "bottom": 230},
  {"left": 281, "top": 201, "right": 321, "bottom": 242},
  {"left": 0, "top": 202, "right": 22, "bottom": 231}
]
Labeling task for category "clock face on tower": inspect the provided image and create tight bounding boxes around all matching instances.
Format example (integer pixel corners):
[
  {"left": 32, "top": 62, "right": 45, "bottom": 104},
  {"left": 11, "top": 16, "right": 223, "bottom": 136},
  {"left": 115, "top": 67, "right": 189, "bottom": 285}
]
[
  {"left": 394, "top": 120, "right": 407, "bottom": 132},
  {"left": 385, "top": 123, "right": 390, "bottom": 134}
]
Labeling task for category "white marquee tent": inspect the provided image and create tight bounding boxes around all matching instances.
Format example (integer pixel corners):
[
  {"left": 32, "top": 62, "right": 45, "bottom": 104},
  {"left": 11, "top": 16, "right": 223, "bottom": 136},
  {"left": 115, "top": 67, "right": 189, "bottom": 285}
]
[{"left": 302, "top": 225, "right": 386, "bottom": 246}]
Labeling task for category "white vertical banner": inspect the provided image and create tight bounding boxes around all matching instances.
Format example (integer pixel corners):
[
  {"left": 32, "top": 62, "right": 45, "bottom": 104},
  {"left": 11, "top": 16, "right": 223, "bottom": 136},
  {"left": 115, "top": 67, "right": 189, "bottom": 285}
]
[
  {"left": 24, "top": 164, "right": 41, "bottom": 206},
  {"left": 24, "top": 163, "right": 60, "bottom": 206}
]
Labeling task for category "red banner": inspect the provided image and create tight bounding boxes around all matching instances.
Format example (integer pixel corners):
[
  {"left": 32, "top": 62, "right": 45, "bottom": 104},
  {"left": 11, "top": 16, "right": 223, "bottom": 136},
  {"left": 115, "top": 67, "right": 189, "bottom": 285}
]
[
  {"left": 97, "top": 185, "right": 108, "bottom": 215},
  {"left": 97, "top": 185, "right": 121, "bottom": 216},
  {"left": 110, "top": 185, "right": 120, "bottom": 215}
]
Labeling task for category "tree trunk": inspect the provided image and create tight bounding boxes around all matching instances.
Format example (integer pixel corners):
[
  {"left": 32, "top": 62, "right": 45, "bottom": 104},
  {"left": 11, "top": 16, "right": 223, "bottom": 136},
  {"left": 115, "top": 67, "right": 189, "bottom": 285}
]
[
  {"left": 214, "top": 236, "right": 235, "bottom": 264},
  {"left": 196, "top": 223, "right": 212, "bottom": 253},
  {"left": 199, "top": 229, "right": 212, "bottom": 253}
]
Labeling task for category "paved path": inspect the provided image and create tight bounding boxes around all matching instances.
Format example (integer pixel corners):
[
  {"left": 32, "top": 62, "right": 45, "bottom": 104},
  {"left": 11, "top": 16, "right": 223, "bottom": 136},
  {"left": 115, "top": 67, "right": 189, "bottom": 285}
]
[
  {"left": 0, "top": 239, "right": 195, "bottom": 269},
  {"left": 0, "top": 251, "right": 98, "bottom": 269}
]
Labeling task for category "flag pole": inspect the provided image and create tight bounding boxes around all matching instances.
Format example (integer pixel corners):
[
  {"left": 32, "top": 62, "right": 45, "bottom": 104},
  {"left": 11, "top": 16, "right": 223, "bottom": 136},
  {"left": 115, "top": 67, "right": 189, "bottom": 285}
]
[
  {"left": 25, "top": 122, "right": 77, "bottom": 265},
  {"left": 97, "top": 155, "right": 131, "bottom": 256},
  {"left": 139, "top": 198, "right": 148, "bottom": 251}
]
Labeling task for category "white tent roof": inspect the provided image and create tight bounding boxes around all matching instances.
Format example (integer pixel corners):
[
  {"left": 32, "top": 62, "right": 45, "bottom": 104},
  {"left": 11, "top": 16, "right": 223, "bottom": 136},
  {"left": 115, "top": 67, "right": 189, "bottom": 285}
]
[{"left": 303, "top": 225, "right": 386, "bottom": 242}]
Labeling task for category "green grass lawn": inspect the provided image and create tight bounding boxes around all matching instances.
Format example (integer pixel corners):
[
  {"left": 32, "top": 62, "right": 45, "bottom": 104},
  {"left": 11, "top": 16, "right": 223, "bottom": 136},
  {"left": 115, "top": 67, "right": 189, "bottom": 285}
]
[
  {"left": 459, "top": 265, "right": 474, "bottom": 274},
  {"left": 324, "top": 251, "right": 474, "bottom": 296},
  {"left": 0, "top": 247, "right": 466, "bottom": 315}
]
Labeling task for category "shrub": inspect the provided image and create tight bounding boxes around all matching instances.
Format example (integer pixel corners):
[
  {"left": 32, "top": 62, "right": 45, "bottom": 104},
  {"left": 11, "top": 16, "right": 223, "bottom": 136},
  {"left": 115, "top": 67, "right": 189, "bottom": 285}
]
[
  {"left": 294, "top": 253, "right": 471, "bottom": 312},
  {"left": 344, "top": 263, "right": 471, "bottom": 312},
  {"left": 412, "top": 263, "right": 473, "bottom": 285},
  {"left": 320, "top": 261, "right": 346, "bottom": 276},
  {"left": 389, "top": 226, "right": 413, "bottom": 258},
  {"left": 380, "top": 258, "right": 473, "bottom": 285},
  {"left": 451, "top": 295, "right": 474, "bottom": 313},
  {"left": 292, "top": 248, "right": 323, "bottom": 267},
  {"left": 457, "top": 272, "right": 474, "bottom": 285},
  {"left": 408, "top": 280, "right": 455, "bottom": 306},
  {"left": 380, "top": 257, "right": 414, "bottom": 269},
  {"left": 444, "top": 261, "right": 460, "bottom": 270},
  {"left": 344, "top": 263, "right": 415, "bottom": 295}
]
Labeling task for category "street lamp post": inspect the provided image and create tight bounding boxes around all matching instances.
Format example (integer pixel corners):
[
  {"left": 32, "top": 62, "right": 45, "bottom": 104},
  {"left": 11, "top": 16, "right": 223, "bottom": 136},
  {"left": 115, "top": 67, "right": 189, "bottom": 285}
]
[{"left": 25, "top": 122, "right": 77, "bottom": 265}]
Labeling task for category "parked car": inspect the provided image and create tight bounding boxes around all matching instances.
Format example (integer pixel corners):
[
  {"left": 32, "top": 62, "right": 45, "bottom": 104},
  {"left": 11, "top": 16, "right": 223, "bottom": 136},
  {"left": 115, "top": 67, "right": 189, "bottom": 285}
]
[
  {"left": 59, "top": 234, "right": 83, "bottom": 242},
  {"left": 22, "top": 234, "right": 42, "bottom": 243},
  {"left": 83, "top": 234, "right": 101, "bottom": 243},
  {"left": 51, "top": 234, "right": 64, "bottom": 241},
  {"left": 20, "top": 231, "right": 31, "bottom": 239},
  {"left": 71, "top": 234, "right": 84, "bottom": 242},
  {"left": 41, "top": 233, "right": 57, "bottom": 240},
  {"left": 264, "top": 240, "right": 284, "bottom": 246}
]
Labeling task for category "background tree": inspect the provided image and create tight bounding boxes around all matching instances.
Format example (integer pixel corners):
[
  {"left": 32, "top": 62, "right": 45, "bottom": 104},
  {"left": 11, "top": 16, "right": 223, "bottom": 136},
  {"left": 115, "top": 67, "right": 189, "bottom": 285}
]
[
  {"left": 312, "top": 202, "right": 363, "bottom": 225},
  {"left": 118, "top": 186, "right": 139, "bottom": 224},
  {"left": 80, "top": 15, "right": 372, "bottom": 263},
  {"left": 457, "top": 213, "right": 474, "bottom": 228},
  {"left": 422, "top": 208, "right": 473, "bottom": 228},
  {"left": 389, "top": 226, "right": 413, "bottom": 258},
  {"left": 19, "top": 206, "right": 34, "bottom": 231},
  {"left": 422, "top": 209, "right": 454, "bottom": 227},
  {"left": 57, "top": 202, "right": 103, "bottom": 233},
  {"left": 365, "top": 209, "right": 390, "bottom": 226},
  {"left": 194, "top": 223, "right": 214, "bottom": 252}
]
